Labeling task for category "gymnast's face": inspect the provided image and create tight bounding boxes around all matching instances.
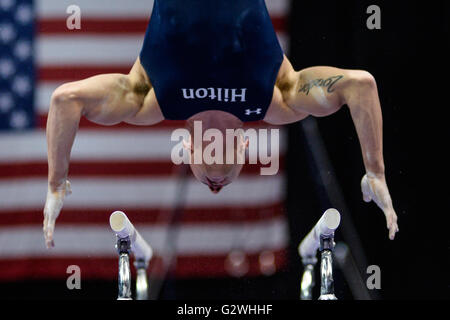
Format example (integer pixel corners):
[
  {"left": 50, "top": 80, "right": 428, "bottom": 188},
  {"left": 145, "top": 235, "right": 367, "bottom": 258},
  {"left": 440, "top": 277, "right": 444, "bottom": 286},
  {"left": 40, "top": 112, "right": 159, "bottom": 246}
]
[
  {"left": 190, "top": 162, "right": 244, "bottom": 193},
  {"left": 187, "top": 136, "right": 248, "bottom": 194}
]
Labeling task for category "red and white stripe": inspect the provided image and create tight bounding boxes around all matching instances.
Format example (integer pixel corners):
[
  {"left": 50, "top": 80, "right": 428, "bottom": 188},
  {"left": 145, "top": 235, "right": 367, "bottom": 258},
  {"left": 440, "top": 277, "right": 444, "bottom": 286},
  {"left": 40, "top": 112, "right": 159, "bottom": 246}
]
[{"left": 0, "top": 0, "right": 290, "bottom": 280}]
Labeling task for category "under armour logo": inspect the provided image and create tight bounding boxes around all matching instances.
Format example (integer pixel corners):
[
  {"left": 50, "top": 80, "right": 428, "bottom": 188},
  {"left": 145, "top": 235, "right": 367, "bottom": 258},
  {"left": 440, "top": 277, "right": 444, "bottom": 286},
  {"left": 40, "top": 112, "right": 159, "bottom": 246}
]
[{"left": 245, "top": 108, "right": 262, "bottom": 116}]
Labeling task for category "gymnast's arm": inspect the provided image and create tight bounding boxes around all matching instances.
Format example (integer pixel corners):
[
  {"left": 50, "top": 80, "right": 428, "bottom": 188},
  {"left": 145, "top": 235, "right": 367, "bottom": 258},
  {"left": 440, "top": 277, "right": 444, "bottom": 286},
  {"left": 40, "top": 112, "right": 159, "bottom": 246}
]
[
  {"left": 44, "top": 58, "right": 163, "bottom": 248},
  {"left": 268, "top": 61, "right": 399, "bottom": 240}
]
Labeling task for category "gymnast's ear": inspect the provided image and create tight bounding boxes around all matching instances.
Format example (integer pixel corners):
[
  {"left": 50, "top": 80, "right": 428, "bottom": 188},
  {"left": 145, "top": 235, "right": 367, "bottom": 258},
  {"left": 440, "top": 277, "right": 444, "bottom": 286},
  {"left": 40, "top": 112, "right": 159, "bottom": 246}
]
[
  {"left": 240, "top": 135, "right": 249, "bottom": 150},
  {"left": 182, "top": 136, "right": 193, "bottom": 152}
]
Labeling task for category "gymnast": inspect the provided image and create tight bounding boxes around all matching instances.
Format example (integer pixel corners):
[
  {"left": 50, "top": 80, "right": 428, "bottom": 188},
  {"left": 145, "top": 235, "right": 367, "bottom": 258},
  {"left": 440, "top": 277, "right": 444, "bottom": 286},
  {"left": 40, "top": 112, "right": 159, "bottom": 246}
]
[{"left": 43, "top": 0, "right": 399, "bottom": 248}]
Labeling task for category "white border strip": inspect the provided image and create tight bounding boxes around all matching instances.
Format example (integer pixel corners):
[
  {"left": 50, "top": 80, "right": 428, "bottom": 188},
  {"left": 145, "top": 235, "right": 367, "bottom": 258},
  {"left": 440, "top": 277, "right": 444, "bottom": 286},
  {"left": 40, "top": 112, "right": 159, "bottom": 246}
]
[
  {"left": 37, "top": 0, "right": 154, "bottom": 18},
  {"left": 36, "top": 35, "right": 143, "bottom": 66},
  {"left": 0, "top": 129, "right": 286, "bottom": 162},
  {"left": 37, "top": 0, "right": 288, "bottom": 18},
  {"left": 0, "top": 130, "right": 178, "bottom": 161},
  {"left": 36, "top": 32, "right": 286, "bottom": 66},
  {"left": 0, "top": 175, "right": 285, "bottom": 209},
  {"left": 0, "top": 218, "right": 288, "bottom": 257}
]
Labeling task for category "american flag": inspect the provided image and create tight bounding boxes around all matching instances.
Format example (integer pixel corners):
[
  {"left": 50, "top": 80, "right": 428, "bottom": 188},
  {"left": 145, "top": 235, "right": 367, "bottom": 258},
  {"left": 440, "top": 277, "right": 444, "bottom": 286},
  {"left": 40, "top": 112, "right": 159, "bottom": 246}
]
[{"left": 0, "top": 0, "right": 290, "bottom": 280}]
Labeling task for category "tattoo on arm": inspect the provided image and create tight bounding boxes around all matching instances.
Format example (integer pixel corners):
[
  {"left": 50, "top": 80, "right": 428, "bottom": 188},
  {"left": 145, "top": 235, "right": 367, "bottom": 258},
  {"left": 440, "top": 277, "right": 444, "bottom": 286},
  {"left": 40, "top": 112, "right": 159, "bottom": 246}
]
[{"left": 298, "top": 75, "right": 344, "bottom": 95}]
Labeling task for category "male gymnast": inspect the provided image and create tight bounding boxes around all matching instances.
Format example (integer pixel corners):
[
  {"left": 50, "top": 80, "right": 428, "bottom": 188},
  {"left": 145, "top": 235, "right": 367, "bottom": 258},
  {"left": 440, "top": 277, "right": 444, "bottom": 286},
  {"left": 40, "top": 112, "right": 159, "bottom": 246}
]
[{"left": 43, "top": 0, "right": 399, "bottom": 248}]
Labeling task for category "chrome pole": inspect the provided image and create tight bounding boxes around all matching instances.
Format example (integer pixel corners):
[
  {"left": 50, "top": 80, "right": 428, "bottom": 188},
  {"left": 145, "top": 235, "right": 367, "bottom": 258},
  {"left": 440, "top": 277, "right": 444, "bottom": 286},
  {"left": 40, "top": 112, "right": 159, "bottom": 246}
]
[
  {"left": 117, "top": 237, "right": 132, "bottom": 300},
  {"left": 318, "top": 236, "right": 337, "bottom": 300},
  {"left": 298, "top": 209, "right": 341, "bottom": 300},
  {"left": 300, "top": 259, "right": 316, "bottom": 300},
  {"left": 134, "top": 259, "right": 149, "bottom": 300}
]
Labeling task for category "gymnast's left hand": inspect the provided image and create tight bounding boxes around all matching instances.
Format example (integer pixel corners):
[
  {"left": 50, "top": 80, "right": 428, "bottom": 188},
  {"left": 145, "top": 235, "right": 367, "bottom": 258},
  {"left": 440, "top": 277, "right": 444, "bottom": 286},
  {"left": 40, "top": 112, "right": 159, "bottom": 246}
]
[
  {"left": 43, "top": 180, "right": 72, "bottom": 248},
  {"left": 361, "top": 174, "right": 399, "bottom": 240}
]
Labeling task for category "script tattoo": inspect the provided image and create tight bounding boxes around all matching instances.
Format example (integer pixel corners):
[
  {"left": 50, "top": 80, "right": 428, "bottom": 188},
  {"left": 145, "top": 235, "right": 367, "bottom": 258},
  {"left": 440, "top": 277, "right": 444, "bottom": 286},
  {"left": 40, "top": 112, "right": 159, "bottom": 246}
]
[{"left": 298, "top": 75, "right": 344, "bottom": 95}]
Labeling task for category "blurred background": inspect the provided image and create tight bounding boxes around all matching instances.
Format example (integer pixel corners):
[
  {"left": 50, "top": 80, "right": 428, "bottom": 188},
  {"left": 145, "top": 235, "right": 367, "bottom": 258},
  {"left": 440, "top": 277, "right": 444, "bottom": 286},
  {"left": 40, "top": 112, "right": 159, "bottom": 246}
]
[{"left": 0, "top": 0, "right": 448, "bottom": 300}]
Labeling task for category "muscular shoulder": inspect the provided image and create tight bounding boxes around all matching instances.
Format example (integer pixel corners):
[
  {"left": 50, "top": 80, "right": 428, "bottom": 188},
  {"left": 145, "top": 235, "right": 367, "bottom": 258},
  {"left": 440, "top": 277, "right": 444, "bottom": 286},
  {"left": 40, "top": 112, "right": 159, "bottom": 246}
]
[
  {"left": 123, "top": 58, "right": 165, "bottom": 125},
  {"left": 297, "top": 67, "right": 376, "bottom": 95},
  {"left": 128, "top": 58, "right": 153, "bottom": 95},
  {"left": 274, "top": 56, "right": 299, "bottom": 98}
]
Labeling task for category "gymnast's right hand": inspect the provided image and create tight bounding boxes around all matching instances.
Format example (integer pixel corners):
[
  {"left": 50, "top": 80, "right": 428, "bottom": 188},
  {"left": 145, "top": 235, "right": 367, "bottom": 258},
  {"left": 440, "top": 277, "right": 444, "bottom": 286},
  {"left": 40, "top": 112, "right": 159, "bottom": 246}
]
[{"left": 43, "top": 180, "right": 72, "bottom": 248}]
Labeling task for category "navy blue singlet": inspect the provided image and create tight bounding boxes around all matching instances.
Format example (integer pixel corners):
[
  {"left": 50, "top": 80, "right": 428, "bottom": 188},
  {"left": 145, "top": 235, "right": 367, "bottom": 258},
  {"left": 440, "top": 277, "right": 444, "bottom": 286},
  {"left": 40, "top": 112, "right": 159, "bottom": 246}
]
[{"left": 139, "top": 0, "right": 284, "bottom": 122}]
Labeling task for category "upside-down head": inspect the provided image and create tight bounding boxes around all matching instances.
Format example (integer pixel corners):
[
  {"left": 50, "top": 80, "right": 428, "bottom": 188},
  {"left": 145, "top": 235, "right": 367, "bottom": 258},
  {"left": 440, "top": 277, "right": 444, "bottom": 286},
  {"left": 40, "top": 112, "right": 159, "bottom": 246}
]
[{"left": 185, "top": 111, "right": 248, "bottom": 194}]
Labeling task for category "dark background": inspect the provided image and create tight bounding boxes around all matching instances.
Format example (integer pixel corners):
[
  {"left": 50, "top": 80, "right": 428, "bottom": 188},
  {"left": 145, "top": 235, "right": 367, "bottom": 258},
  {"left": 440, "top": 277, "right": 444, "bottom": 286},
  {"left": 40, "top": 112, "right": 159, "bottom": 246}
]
[
  {"left": 3, "top": 0, "right": 448, "bottom": 300},
  {"left": 286, "top": 0, "right": 448, "bottom": 300}
]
